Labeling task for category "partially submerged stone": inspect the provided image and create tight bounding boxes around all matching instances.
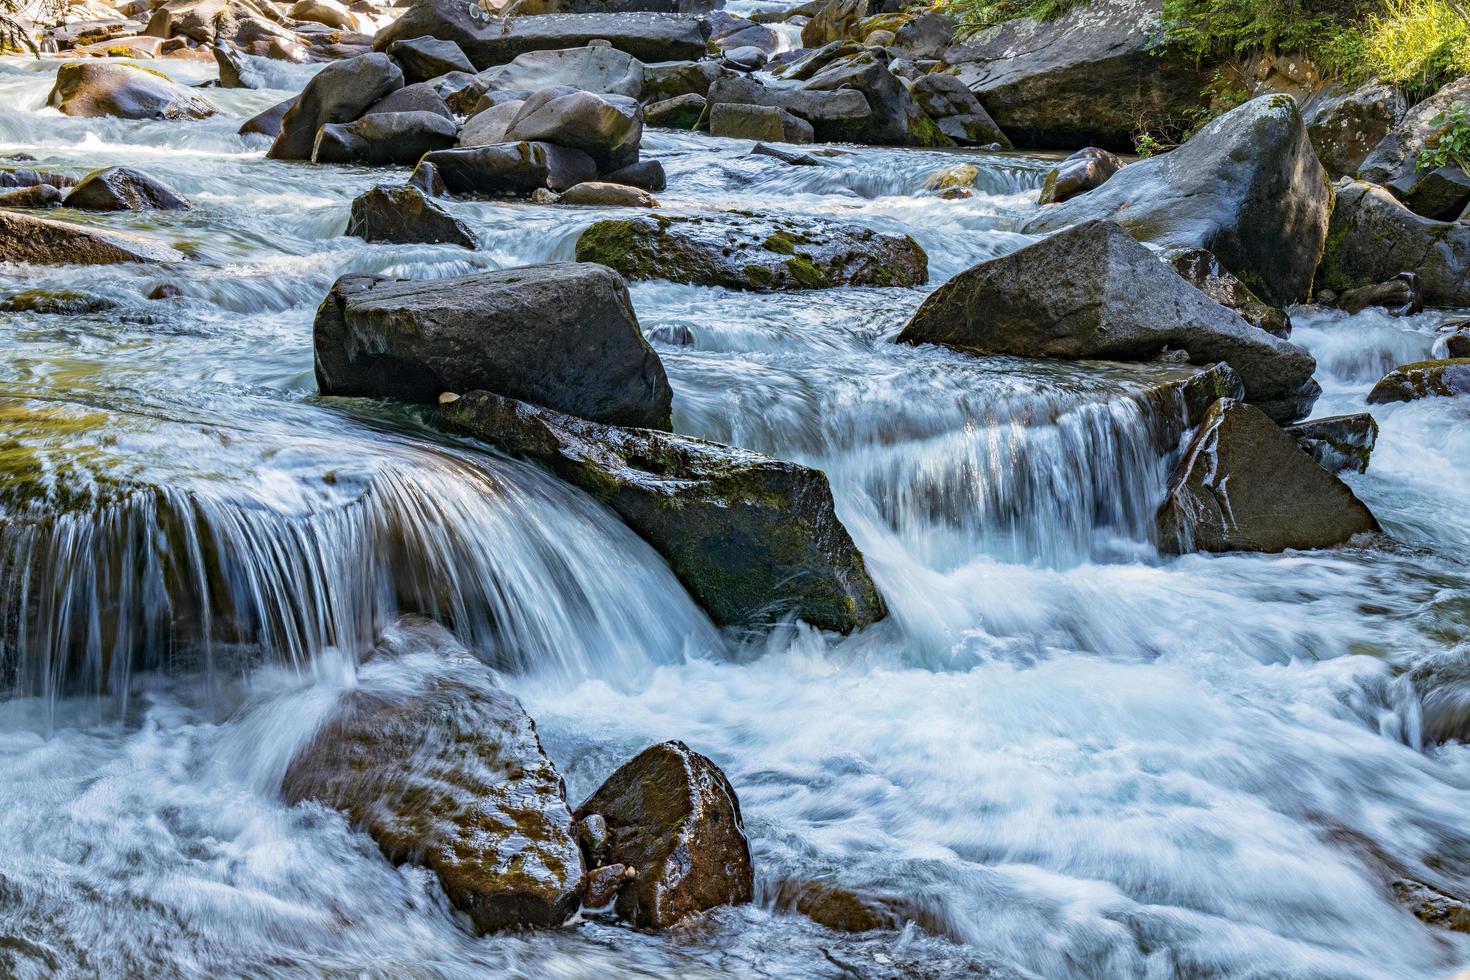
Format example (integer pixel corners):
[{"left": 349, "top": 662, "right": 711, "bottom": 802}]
[
  {"left": 709, "top": 103, "right": 813, "bottom": 143},
  {"left": 502, "top": 87, "right": 642, "bottom": 173},
  {"left": 0, "top": 210, "right": 185, "bottom": 265},
  {"left": 575, "top": 213, "right": 927, "bottom": 292},
  {"left": 556, "top": 181, "right": 659, "bottom": 207},
  {"left": 346, "top": 184, "right": 477, "bottom": 248},
  {"left": 1284, "top": 413, "right": 1378, "bottom": 474},
  {"left": 1157, "top": 398, "right": 1378, "bottom": 553},
  {"left": 281, "top": 621, "right": 585, "bottom": 932},
  {"left": 1038, "top": 147, "right": 1122, "bottom": 205},
  {"left": 1392, "top": 879, "right": 1470, "bottom": 933},
  {"left": 267, "top": 53, "right": 403, "bottom": 161},
  {"left": 574, "top": 741, "right": 753, "bottom": 928},
  {"left": 47, "top": 61, "right": 218, "bottom": 120},
  {"left": 62, "top": 166, "right": 191, "bottom": 211},
  {"left": 772, "top": 879, "right": 946, "bottom": 935},
  {"left": 1336, "top": 272, "right": 1422, "bottom": 317},
  {"left": 417, "top": 142, "right": 597, "bottom": 195},
  {"left": 1366, "top": 359, "right": 1470, "bottom": 405}
]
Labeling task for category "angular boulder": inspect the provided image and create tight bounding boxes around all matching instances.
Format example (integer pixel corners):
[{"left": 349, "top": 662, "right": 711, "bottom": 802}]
[
  {"left": 943, "top": 0, "right": 1204, "bottom": 150},
  {"left": 364, "top": 81, "right": 454, "bottom": 119},
  {"left": 0, "top": 184, "right": 63, "bottom": 209},
  {"left": 907, "top": 73, "right": 1008, "bottom": 147},
  {"left": 502, "top": 88, "right": 642, "bottom": 173},
  {"left": 575, "top": 213, "right": 927, "bottom": 291},
  {"left": 1022, "top": 95, "right": 1333, "bottom": 308},
  {"left": 346, "top": 184, "right": 477, "bottom": 248},
  {"left": 312, "top": 110, "right": 459, "bottom": 165},
  {"left": 573, "top": 741, "right": 753, "bottom": 928},
  {"left": 603, "top": 158, "right": 666, "bottom": 191},
  {"left": 477, "top": 44, "right": 644, "bottom": 98},
  {"left": 1336, "top": 271, "right": 1422, "bottom": 317},
  {"left": 1169, "top": 248, "right": 1290, "bottom": 338},
  {"left": 1284, "top": 413, "right": 1377, "bottom": 474},
  {"left": 314, "top": 262, "right": 673, "bottom": 429},
  {"left": 1401, "top": 165, "right": 1470, "bottom": 221},
  {"left": 900, "top": 221, "right": 1319, "bottom": 423},
  {"left": 1038, "top": 147, "right": 1122, "bottom": 205},
  {"left": 1157, "top": 398, "right": 1379, "bottom": 553},
  {"left": 1366, "top": 359, "right": 1470, "bottom": 404},
  {"left": 436, "top": 391, "right": 886, "bottom": 631},
  {"left": 642, "top": 58, "right": 726, "bottom": 102},
  {"left": 61, "top": 167, "right": 190, "bottom": 211},
  {"left": 267, "top": 53, "right": 403, "bottom": 161},
  {"left": 709, "top": 103, "right": 813, "bottom": 143},
  {"left": 644, "top": 92, "right": 706, "bottom": 128},
  {"left": 281, "top": 621, "right": 584, "bottom": 932},
  {"left": 1317, "top": 179, "right": 1470, "bottom": 307},
  {"left": 415, "top": 142, "right": 597, "bottom": 194},
  {"left": 802, "top": 51, "right": 950, "bottom": 147},
  {"left": 458, "top": 100, "right": 525, "bottom": 147},
  {"left": 238, "top": 95, "right": 296, "bottom": 137},
  {"left": 47, "top": 62, "right": 217, "bottom": 120},
  {"left": 1302, "top": 80, "right": 1406, "bottom": 178},
  {"left": 706, "top": 75, "right": 870, "bottom": 143},
  {"left": 0, "top": 210, "right": 186, "bottom": 265},
  {"left": 1357, "top": 76, "right": 1470, "bottom": 195},
  {"left": 387, "top": 35, "right": 476, "bottom": 84},
  {"left": 801, "top": 0, "right": 863, "bottom": 48}
]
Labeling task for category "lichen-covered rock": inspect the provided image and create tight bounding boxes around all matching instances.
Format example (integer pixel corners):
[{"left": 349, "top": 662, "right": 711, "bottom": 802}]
[
  {"left": 1400, "top": 165, "right": 1470, "bottom": 221},
  {"left": 1357, "top": 76, "right": 1470, "bottom": 195},
  {"left": 907, "top": 73, "right": 1008, "bottom": 147},
  {"left": 575, "top": 213, "right": 926, "bottom": 292},
  {"left": 1366, "top": 359, "right": 1470, "bottom": 404},
  {"left": 312, "top": 110, "right": 459, "bottom": 165},
  {"left": 415, "top": 142, "right": 597, "bottom": 195},
  {"left": 436, "top": 390, "right": 886, "bottom": 632},
  {"left": 641, "top": 59, "right": 726, "bottom": 102},
  {"left": 0, "top": 289, "right": 117, "bottom": 315},
  {"left": 0, "top": 210, "right": 185, "bottom": 265},
  {"left": 315, "top": 262, "right": 672, "bottom": 429},
  {"left": 1283, "top": 413, "right": 1377, "bottom": 474},
  {"left": 267, "top": 53, "right": 403, "bottom": 161},
  {"left": 1318, "top": 180, "right": 1470, "bottom": 307},
  {"left": 281, "top": 619, "right": 584, "bottom": 933},
  {"left": 1302, "top": 80, "right": 1405, "bottom": 178},
  {"left": 386, "top": 35, "right": 475, "bottom": 84},
  {"left": 1157, "top": 398, "right": 1378, "bottom": 553},
  {"left": 573, "top": 741, "right": 753, "bottom": 928},
  {"left": 1038, "top": 147, "right": 1122, "bottom": 205},
  {"left": 899, "top": 221, "right": 1319, "bottom": 423},
  {"left": 1023, "top": 95, "right": 1332, "bottom": 308},
  {"left": 1169, "top": 247, "right": 1290, "bottom": 338},
  {"left": 47, "top": 62, "right": 217, "bottom": 120},
  {"left": 346, "top": 184, "right": 477, "bottom": 248},
  {"left": 800, "top": 0, "right": 863, "bottom": 47}
]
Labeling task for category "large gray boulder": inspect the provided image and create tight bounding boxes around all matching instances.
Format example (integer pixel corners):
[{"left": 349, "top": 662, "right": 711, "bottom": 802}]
[
  {"left": 1157, "top": 398, "right": 1379, "bottom": 553},
  {"left": 62, "top": 167, "right": 190, "bottom": 211},
  {"left": 314, "top": 262, "right": 673, "bottom": 429},
  {"left": 364, "top": 81, "right": 454, "bottom": 119},
  {"left": 238, "top": 94, "right": 296, "bottom": 137},
  {"left": 282, "top": 619, "right": 585, "bottom": 933},
  {"left": 706, "top": 75, "right": 870, "bottom": 143},
  {"left": 641, "top": 58, "right": 726, "bottom": 101},
  {"left": 942, "top": 0, "right": 1204, "bottom": 150},
  {"left": 47, "top": 62, "right": 217, "bottom": 120},
  {"left": 459, "top": 100, "right": 526, "bottom": 147},
  {"left": 373, "top": 6, "right": 710, "bottom": 71},
  {"left": 415, "top": 142, "right": 597, "bottom": 194},
  {"left": 346, "top": 184, "right": 477, "bottom": 248},
  {"left": 907, "top": 73, "right": 1009, "bottom": 147},
  {"left": 1022, "top": 95, "right": 1333, "bottom": 308},
  {"left": 575, "top": 213, "right": 927, "bottom": 291},
  {"left": 802, "top": 51, "right": 950, "bottom": 147},
  {"left": 502, "top": 87, "right": 642, "bottom": 172},
  {"left": 436, "top": 392, "right": 886, "bottom": 632},
  {"left": 312, "top": 110, "right": 459, "bottom": 165},
  {"left": 0, "top": 210, "right": 186, "bottom": 265},
  {"left": 1317, "top": 179, "right": 1470, "bottom": 307},
  {"left": 899, "top": 221, "right": 1319, "bottom": 423},
  {"left": 386, "top": 35, "right": 476, "bottom": 83},
  {"left": 708, "top": 103, "right": 813, "bottom": 143},
  {"left": 1357, "top": 76, "right": 1470, "bottom": 195},
  {"left": 477, "top": 44, "right": 644, "bottom": 98},
  {"left": 267, "top": 53, "right": 403, "bottom": 160},
  {"left": 1302, "top": 79, "right": 1406, "bottom": 178}
]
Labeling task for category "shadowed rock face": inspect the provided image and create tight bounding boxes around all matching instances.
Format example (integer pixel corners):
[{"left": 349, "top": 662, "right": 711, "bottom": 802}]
[
  {"left": 1284, "top": 413, "right": 1378, "bottom": 474},
  {"left": 281, "top": 620, "right": 585, "bottom": 933},
  {"left": 0, "top": 210, "right": 186, "bottom": 265},
  {"left": 1157, "top": 398, "right": 1379, "bottom": 554},
  {"left": 62, "top": 167, "right": 191, "bottom": 211},
  {"left": 47, "top": 61, "right": 218, "bottom": 120},
  {"left": 267, "top": 53, "right": 404, "bottom": 161},
  {"left": 1367, "top": 359, "right": 1470, "bottom": 404},
  {"left": 1318, "top": 180, "right": 1470, "bottom": 307},
  {"left": 346, "top": 184, "right": 477, "bottom": 248},
  {"left": 435, "top": 390, "right": 887, "bottom": 632},
  {"left": 574, "top": 741, "right": 753, "bottom": 928}
]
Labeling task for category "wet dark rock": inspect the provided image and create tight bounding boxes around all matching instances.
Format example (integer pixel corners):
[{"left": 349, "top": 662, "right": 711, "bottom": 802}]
[
  {"left": 1366, "top": 359, "right": 1470, "bottom": 404},
  {"left": 415, "top": 142, "right": 598, "bottom": 195},
  {"left": 1158, "top": 398, "right": 1379, "bottom": 553},
  {"left": 1038, "top": 147, "right": 1122, "bottom": 206},
  {"left": 436, "top": 391, "right": 885, "bottom": 631},
  {"left": 1357, "top": 76, "right": 1470, "bottom": 195},
  {"left": 1336, "top": 272, "right": 1422, "bottom": 317},
  {"left": 890, "top": 11, "right": 953, "bottom": 61},
  {"left": 1284, "top": 413, "right": 1378, "bottom": 475},
  {"left": 407, "top": 160, "right": 448, "bottom": 197},
  {"left": 47, "top": 61, "right": 218, "bottom": 120},
  {"left": 386, "top": 35, "right": 475, "bottom": 84},
  {"left": 575, "top": 813, "right": 609, "bottom": 864},
  {"left": 943, "top": 0, "right": 1204, "bottom": 150},
  {"left": 147, "top": 282, "right": 182, "bottom": 300},
  {"left": 1302, "top": 80, "right": 1405, "bottom": 178},
  {"left": 214, "top": 42, "right": 264, "bottom": 89},
  {"left": 648, "top": 323, "right": 694, "bottom": 345},
  {"left": 0, "top": 210, "right": 185, "bottom": 265},
  {"left": 803, "top": 51, "right": 950, "bottom": 147},
  {"left": 433, "top": 71, "right": 486, "bottom": 114},
  {"left": 773, "top": 879, "right": 943, "bottom": 935},
  {"left": 751, "top": 142, "right": 819, "bottom": 166},
  {"left": 907, "top": 73, "right": 1008, "bottom": 147},
  {"left": 316, "top": 262, "right": 673, "bottom": 429},
  {"left": 1318, "top": 180, "right": 1470, "bottom": 307},
  {"left": 267, "top": 53, "right": 403, "bottom": 161},
  {"left": 575, "top": 213, "right": 927, "bottom": 291},
  {"left": 502, "top": 87, "right": 642, "bottom": 173},
  {"left": 557, "top": 181, "right": 659, "bottom": 207},
  {"left": 641, "top": 58, "right": 726, "bottom": 102},
  {"left": 772, "top": 39, "right": 863, "bottom": 82},
  {"left": 721, "top": 45, "right": 768, "bottom": 72},
  {"left": 582, "top": 863, "right": 631, "bottom": 908},
  {"left": 477, "top": 43, "right": 645, "bottom": 99},
  {"left": 1169, "top": 248, "right": 1290, "bottom": 339},
  {"left": 61, "top": 166, "right": 191, "bottom": 211},
  {"left": 346, "top": 184, "right": 477, "bottom": 247},
  {"left": 0, "top": 169, "right": 74, "bottom": 189},
  {"left": 1023, "top": 96, "right": 1332, "bottom": 308},
  {"left": 709, "top": 103, "right": 813, "bottom": 143},
  {"left": 706, "top": 75, "right": 870, "bottom": 144},
  {"left": 900, "top": 221, "right": 1319, "bottom": 423},
  {"left": 602, "top": 158, "right": 667, "bottom": 192},
  {"left": 645, "top": 92, "right": 706, "bottom": 128},
  {"left": 1446, "top": 326, "right": 1470, "bottom": 359},
  {"left": 281, "top": 620, "right": 585, "bottom": 933},
  {"left": 373, "top": 7, "right": 711, "bottom": 71},
  {"left": 572, "top": 742, "right": 753, "bottom": 927},
  {"left": 1393, "top": 879, "right": 1470, "bottom": 932},
  {"left": 312, "top": 110, "right": 459, "bottom": 165},
  {"left": 238, "top": 94, "right": 296, "bottom": 137},
  {"left": 1400, "top": 165, "right": 1470, "bottom": 221},
  {"left": 0, "top": 289, "right": 118, "bottom": 315},
  {"left": 0, "top": 184, "right": 63, "bottom": 208},
  {"left": 364, "top": 81, "right": 454, "bottom": 119}
]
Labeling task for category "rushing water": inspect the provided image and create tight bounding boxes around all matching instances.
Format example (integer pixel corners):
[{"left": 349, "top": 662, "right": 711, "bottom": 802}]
[{"left": 0, "top": 55, "right": 1468, "bottom": 979}]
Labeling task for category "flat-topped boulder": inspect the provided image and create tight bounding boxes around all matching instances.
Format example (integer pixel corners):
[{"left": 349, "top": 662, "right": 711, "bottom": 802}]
[
  {"left": 1317, "top": 180, "right": 1470, "bottom": 307},
  {"left": 0, "top": 210, "right": 186, "bottom": 265},
  {"left": 476, "top": 44, "right": 644, "bottom": 98},
  {"left": 282, "top": 619, "right": 584, "bottom": 933},
  {"left": 898, "top": 221, "right": 1319, "bottom": 423},
  {"left": 373, "top": 6, "right": 710, "bottom": 70},
  {"left": 575, "top": 213, "right": 927, "bottom": 291},
  {"left": 267, "top": 53, "right": 403, "bottom": 161},
  {"left": 315, "top": 262, "right": 672, "bottom": 429},
  {"left": 1022, "top": 95, "right": 1332, "bottom": 308},
  {"left": 1157, "top": 398, "right": 1379, "bottom": 553},
  {"left": 436, "top": 390, "right": 886, "bottom": 632},
  {"left": 47, "top": 61, "right": 217, "bottom": 120},
  {"left": 1366, "top": 359, "right": 1470, "bottom": 404},
  {"left": 415, "top": 142, "right": 597, "bottom": 194},
  {"left": 386, "top": 35, "right": 475, "bottom": 83}
]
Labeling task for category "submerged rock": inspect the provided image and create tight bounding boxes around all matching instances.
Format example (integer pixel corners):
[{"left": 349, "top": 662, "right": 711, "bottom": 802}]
[
  {"left": 62, "top": 167, "right": 191, "bottom": 211},
  {"left": 575, "top": 213, "right": 927, "bottom": 291},
  {"left": 1366, "top": 359, "right": 1470, "bottom": 404},
  {"left": 1038, "top": 147, "right": 1122, "bottom": 206},
  {"left": 1022, "top": 95, "right": 1332, "bottom": 308},
  {"left": 1392, "top": 879, "right": 1470, "bottom": 933},
  {"left": 898, "top": 221, "right": 1319, "bottom": 423},
  {"left": 281, "top": 620, "right": 585, "bottom": 932},
  {"left": 1284, "top": 413, "right": 1378, "bottom": 474},
  {"left": 437, "top": 390, "right": 886, "bottom": 631},
  {"left": 772, "top": 879, "right": 946, "bottom": 935},
  {"left": 346, "top": 184, "right": 477, "bottom": 248},
  {"left": 267, "top": 53, "right": 404, "bottom": 161},
  {"left": 0, "top": 210, "right": 185, "bottom": 265},
  {"left": 47, "top": 61, "right": 217, "bottom": 120},
  {"left": 574, "top": 741, "right": 753, "bottom": 927},
  {"left": 1157, "top": 398, "right": 1378, "bottom": 553},
  {"left": 315, "top": 262, "right": 672, "bottom": 429},
  {"left": 1317, "top": 180, "right": 1470, "bottom": 307}
]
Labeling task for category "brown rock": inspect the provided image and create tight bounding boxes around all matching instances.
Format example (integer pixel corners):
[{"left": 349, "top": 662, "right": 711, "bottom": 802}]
[
  {"left": 1337, "top": 271, "right": 1422, "bottom": 316},
  {"left": 582, "top": 863, "right": 631, "bottom": 908},
  {"left": 0, "top": 210, "right": 185, "bottom": 265},
  {"left": 1366, "top": 358, "right": 1470, "bottom": 404}
]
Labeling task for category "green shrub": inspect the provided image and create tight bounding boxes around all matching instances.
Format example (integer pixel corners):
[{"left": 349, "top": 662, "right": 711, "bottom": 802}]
[
  {"left": 1417, "top": 101, "right": 1470, "bottom": 173},
  {"left": 1356, "top": 0, "right": 1470, "bottom": 96}
]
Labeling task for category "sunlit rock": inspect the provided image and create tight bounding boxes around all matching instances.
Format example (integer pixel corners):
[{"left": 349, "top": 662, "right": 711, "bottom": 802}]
[
  {"left": 1037, "top": 147, "right": 1121, "bottom": 205},
  {"left": 267, "top": 52, "right": 403, "bottom": 161},
  {"left": 312, "top": 110, "right": 458, "bottom": 165},
  {"left": 416, "top": 141, "right": 597, "bottom": 194},
  {"left": 476, "top": 43, "right": 645, "bottom": 99},
  {"left": 62, "top": 166, "right": 191, "bottom": 211},
  {"left": 47, "top": 61, "right": 217, "bottom": 120},
  {"left": 1366, "top": 359, "right": 1470, "bottom": 404}
]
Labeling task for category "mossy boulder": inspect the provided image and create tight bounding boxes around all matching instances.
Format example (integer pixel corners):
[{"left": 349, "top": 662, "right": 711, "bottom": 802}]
[
  {"left": 1366, "top": 359, "right": 1470, "bottom": 404},
  {"left": 435, "top": 390, "right": 886, "bottom": 632},
  {"left": 574, "top": 741, "right": 753, "bottom": 928},
  {"left": 47, "top": 61, "right": 217, "bottom": 120},
  {"left": 281, "top": 618, "right": 585, "bottom": 932},
  {"left": 0, "top": 289, "right": 117, "bottom": 316},
  {"left": 0, "top": 210, "right": 185, "bottom": 266},
  {"left": 575, "top": 213, "right": 926, "bottom": 292},
  {"left": 771, "top": 879, "right": 951, "bottom": 936},
  {"left": 1317, "top": 179, "right": 1470, "bottom": 307}
]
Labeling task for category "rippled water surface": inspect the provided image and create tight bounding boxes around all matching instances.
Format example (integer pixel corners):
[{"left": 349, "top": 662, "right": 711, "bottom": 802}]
[{"left": 1, "top": 56, "right": 1468, "bottom": 979}]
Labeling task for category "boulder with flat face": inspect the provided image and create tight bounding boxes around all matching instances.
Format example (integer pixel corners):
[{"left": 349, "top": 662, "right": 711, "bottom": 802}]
[
  {"left": 899, "top": 220, "right": 1319, "bottom": 423},
  {"left": 708, "top": 103, "right": 814, "bottom": 143},
  {"left": 435, "top": 391, "right": 886, "bottom": 632},
  {"left": 1317, "top": 179, "right": 1470, "bottom": 307},
  {"left": 313, "top": 110, "right": 459, "bottom": 165},
  {"left": 0, "top": 210, "right": 186, "bottom": 265},
  {"left": 62, "top": 167, "right": 191, "bottom": 211},
  {"left": 267, "top": 53, "right": 403, "bottom": 160},
  {"left": 364, "top": 81, "right": 454, "bottom": 119},
  {"left": 502, "top": 87, "right": 642, "bottom": 172},
  {"left": 1157, "top": 398, "right": 1379, "bottom": 553},
  {"left": 477, "top": 44, "right": 644, "bottom": 98},
  {"left": 346, "top": 184, "right": 477, "bottom": 248},
  {"left": 1357, "top": 76, "right": 1470, "bottom": 195},
  {"left": 314, "top": 262, "right": 672, "bottom": 429},
  {"left": 415, "top": 142, "right": 598, "bottom": 194},
  {"left": 907, "top": 73, "right": 1009, "bottom": 147},
  {"left": 1366, "top": 359, "right": 1470, "bottom": 404},
  {"left": 802, "top": 51, "right": 950, "bottom": 147},
  {"left": 47, "top": 61, "right": 217, "bottom": 120},
  {"left": 1284, "top": 413, "right": 1378, "bottom": 474},
  {"left": 1038, "top": 147, "right": 1122, "bottom": 205},
  {"left": 1022, "top": 95, "right": 1333, "bottom": 308},
  {"left": 387, "top": 35, "right": 476, "bottom": 83},
  {"left": 1302, "top": 80, "right": 1406, "bottom": 178},
  {"left": 239, "top": 95, "right": 296, "bottom": 137},
  {"left": 706, "top": 75, "right": 871, "bottom": 142},
  {"left": 1169, "top": 248, "right": 1290, "bottom": 338}
]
